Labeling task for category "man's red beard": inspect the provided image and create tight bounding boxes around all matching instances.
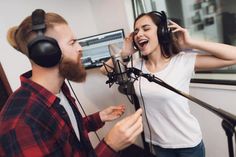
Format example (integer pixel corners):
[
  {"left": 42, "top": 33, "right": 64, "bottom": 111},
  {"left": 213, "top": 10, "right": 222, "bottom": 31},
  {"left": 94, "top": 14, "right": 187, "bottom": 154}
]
[{"left": 59, "top": 55, "right": 87, "bottom": 82}]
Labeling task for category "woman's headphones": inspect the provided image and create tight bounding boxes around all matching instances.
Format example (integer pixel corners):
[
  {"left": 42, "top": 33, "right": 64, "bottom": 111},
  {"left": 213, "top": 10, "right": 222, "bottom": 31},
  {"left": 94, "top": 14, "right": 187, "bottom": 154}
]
[
  {"left": 154, "top": 11, "right": 172, "bottom": 45},
  {"left": 133, "top": 11, "right": 172, "bottom": 50},
  {"left": 27, "top": 9, "right": 62, "bottom": 67}
]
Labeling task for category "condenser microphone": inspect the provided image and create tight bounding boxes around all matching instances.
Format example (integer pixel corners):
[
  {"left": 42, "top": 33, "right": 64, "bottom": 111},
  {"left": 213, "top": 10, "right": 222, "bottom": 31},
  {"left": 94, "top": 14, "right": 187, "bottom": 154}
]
[
  {"left": 109, "top": 44, "right": 128, "bottom": 85},
  {"left": 108, "top": 44, "right": 134, "bottom": 95}
]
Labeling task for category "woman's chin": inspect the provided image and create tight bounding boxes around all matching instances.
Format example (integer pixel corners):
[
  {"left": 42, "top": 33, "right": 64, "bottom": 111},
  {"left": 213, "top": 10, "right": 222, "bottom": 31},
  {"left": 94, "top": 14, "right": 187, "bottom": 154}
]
[{"left": 141, "top": 50, "right": 150, "bottom": 56}]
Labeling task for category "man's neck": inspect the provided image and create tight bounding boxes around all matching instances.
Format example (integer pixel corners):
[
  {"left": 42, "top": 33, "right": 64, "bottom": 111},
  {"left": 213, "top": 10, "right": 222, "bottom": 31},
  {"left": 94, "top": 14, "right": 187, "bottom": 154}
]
[{"left": 31, "top": 67, "right": 64, "bottom": 94}]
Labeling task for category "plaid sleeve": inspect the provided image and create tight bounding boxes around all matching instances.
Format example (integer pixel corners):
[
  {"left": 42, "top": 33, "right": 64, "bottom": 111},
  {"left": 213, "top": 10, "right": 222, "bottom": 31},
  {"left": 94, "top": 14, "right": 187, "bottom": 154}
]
[
  {"left": 95, "top": 139, "right": 119, "bottom": 157},
  {"left": 83, "top": 112, "right": 105, "bottom": 132},
  {"left": 0, "top": 118, "right": 65, "bottom": 157},
  {"left": 6, "top": 128, "right": 44, "bottom": 157},
  {"left": 0, "top": 112, "right": 64, "bottom": 157},
  {"left": 1, "top": 123, "right": 44, "bottom": 157}
]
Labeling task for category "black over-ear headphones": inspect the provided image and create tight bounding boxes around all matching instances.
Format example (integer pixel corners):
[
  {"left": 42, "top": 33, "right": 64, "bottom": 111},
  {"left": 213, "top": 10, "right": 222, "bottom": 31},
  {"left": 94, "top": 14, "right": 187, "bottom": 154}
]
[
  {"left": 152, "top": 11, "right": 172, "bottom": 45},
  {"left": 27, "top": 9, "right": 62, "bottom": 67}
]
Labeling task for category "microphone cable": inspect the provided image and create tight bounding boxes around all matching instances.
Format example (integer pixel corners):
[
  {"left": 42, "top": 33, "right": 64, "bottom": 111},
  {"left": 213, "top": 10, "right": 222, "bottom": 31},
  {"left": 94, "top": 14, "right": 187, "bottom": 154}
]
[
  {"left": 139, "top": 58, "right": 153, "bottom": 153},
  {"left": 67, "top": 79, "right": 101, "bottom": 142}
]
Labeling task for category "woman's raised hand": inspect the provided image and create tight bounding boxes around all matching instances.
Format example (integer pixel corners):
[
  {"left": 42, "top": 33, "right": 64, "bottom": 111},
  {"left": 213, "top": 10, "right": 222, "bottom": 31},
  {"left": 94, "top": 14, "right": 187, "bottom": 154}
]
[
  {"left": 121, "top": 32, "right": 137, "bottom": 58},
  {"left": 168, "top": 20, "right": 193, "bottom": 49}
]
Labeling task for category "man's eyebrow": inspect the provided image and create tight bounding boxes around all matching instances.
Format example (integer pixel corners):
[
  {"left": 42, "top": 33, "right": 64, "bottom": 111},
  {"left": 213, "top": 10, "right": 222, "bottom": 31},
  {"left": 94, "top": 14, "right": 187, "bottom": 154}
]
[{"left": 71, "top": 38, "right": 78, "bottom": 42}]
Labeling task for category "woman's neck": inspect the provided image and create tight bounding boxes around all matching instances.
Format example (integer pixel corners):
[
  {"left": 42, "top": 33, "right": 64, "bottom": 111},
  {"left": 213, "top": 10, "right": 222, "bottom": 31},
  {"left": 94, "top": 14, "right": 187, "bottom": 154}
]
[{"left": 145, "top": 51, "right": 171, "bottom": 73}]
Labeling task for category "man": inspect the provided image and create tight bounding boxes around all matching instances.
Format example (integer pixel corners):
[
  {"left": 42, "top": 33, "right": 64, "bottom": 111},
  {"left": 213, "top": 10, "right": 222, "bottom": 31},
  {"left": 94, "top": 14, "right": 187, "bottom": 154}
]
[{"left": 0, "top": 9, "right": 143, "bottom": 157}]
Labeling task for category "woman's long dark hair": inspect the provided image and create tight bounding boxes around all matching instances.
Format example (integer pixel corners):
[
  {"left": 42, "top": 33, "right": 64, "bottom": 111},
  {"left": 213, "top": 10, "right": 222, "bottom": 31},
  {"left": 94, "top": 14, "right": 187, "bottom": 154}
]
[{"left": 134, "top": 11, "right": 181, "bottom": 59}]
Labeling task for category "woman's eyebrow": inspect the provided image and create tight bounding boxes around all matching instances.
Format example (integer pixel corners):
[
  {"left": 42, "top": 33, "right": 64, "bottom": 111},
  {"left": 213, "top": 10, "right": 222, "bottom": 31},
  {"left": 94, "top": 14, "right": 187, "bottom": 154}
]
[
  {"left": 142, "top": 24, "right": 151, "bottom": 28},
  {"left": 134, "top": 24, "right": 151, "bottom": 31}
]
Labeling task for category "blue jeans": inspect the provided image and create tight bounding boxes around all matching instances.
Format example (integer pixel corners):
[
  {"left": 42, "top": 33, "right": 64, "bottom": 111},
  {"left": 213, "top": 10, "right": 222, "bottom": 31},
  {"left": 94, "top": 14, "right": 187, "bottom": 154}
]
[{"left": 153, "top": 141, "right": 205, "bottom": 157}]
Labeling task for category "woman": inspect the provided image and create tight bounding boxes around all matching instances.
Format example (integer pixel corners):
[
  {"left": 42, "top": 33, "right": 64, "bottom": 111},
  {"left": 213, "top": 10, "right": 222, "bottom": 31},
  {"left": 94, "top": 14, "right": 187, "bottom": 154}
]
[{"left": 101, "top": 11, "right": 236, "bottom": 157}]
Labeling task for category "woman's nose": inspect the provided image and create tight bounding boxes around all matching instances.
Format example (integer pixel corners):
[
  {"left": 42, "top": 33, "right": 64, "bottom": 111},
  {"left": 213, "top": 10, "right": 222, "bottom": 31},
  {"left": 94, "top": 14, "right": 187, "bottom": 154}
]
[{"left": 136, "top": 31, "right": 144, "bottom": 38}]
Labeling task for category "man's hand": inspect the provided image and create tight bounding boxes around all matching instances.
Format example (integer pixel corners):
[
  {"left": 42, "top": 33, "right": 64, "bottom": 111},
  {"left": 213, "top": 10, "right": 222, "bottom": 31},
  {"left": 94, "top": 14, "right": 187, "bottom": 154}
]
[{"left": 104, "top": 108, "right": 143, "bottom": 152}]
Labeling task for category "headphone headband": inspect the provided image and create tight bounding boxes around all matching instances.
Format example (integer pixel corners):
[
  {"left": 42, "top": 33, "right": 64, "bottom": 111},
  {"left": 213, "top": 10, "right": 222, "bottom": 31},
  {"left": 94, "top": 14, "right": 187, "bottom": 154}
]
[
  {"left": 31, "top": 9, "right": 46, "bottom": 31},
  {"left": 150, "top": 11, "right": 168, "bottom": 25}
]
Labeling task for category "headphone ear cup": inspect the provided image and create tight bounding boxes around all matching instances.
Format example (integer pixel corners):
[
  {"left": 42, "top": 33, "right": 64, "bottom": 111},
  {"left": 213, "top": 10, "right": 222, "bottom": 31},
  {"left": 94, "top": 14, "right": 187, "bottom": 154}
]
[
  {"left": 28, "top": 36, "right": 61, "bottom": 67},
  {"left": 157, "top": 11, "right": 172, "bottom": 45},
  {"left": 158, "top": 24, "right": 171, "bottom": 44}
]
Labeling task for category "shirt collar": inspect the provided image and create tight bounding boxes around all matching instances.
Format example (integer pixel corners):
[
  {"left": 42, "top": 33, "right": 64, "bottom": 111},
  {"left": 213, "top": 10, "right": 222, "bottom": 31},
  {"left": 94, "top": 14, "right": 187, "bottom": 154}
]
[
  {"left": 20, "top": 70, "right": 77, "bottom": 107},
  {"left": 20, "top": 70, "right": 59, "bottom": 107}
]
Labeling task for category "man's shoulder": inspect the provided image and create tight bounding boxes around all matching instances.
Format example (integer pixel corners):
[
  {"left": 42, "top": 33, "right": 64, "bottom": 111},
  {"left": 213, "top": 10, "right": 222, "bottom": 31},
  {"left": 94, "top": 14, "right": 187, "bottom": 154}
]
[
  {"left": 0, "top": 87, "right": 57, "bottom": 131},
  {"left": 0, "top": 88, "right": 31, "bottom": 118}
]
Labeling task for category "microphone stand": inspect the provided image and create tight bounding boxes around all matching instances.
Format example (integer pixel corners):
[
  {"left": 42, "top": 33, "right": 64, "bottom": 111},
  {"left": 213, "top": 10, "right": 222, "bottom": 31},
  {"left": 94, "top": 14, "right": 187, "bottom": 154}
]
[
  {"left": 125, "top": 84, "right": 152, "bottom": 156},
  {"left": 128, "top": 67, "right": 236, "bottom": 157}
]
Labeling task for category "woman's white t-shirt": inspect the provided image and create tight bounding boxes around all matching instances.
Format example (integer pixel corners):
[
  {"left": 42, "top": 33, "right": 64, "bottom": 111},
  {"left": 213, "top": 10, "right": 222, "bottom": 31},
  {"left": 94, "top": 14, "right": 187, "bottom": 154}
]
[{"left": 132, "top": 52, "right": 202, "bottom": 148}]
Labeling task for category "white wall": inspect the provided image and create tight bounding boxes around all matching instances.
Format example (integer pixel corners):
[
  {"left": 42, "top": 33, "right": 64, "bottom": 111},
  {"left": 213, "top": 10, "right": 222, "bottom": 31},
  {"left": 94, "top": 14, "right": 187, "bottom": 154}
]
[{"left": 89, "top": 0, "right": 132, "bottom": 35}]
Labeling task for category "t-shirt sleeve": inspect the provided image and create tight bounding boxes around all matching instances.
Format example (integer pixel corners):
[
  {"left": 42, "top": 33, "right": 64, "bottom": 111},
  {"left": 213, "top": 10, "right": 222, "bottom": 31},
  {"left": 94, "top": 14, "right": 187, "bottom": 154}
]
[{"left": 179, "top": 52, "right": 197, "bottom": 78}]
